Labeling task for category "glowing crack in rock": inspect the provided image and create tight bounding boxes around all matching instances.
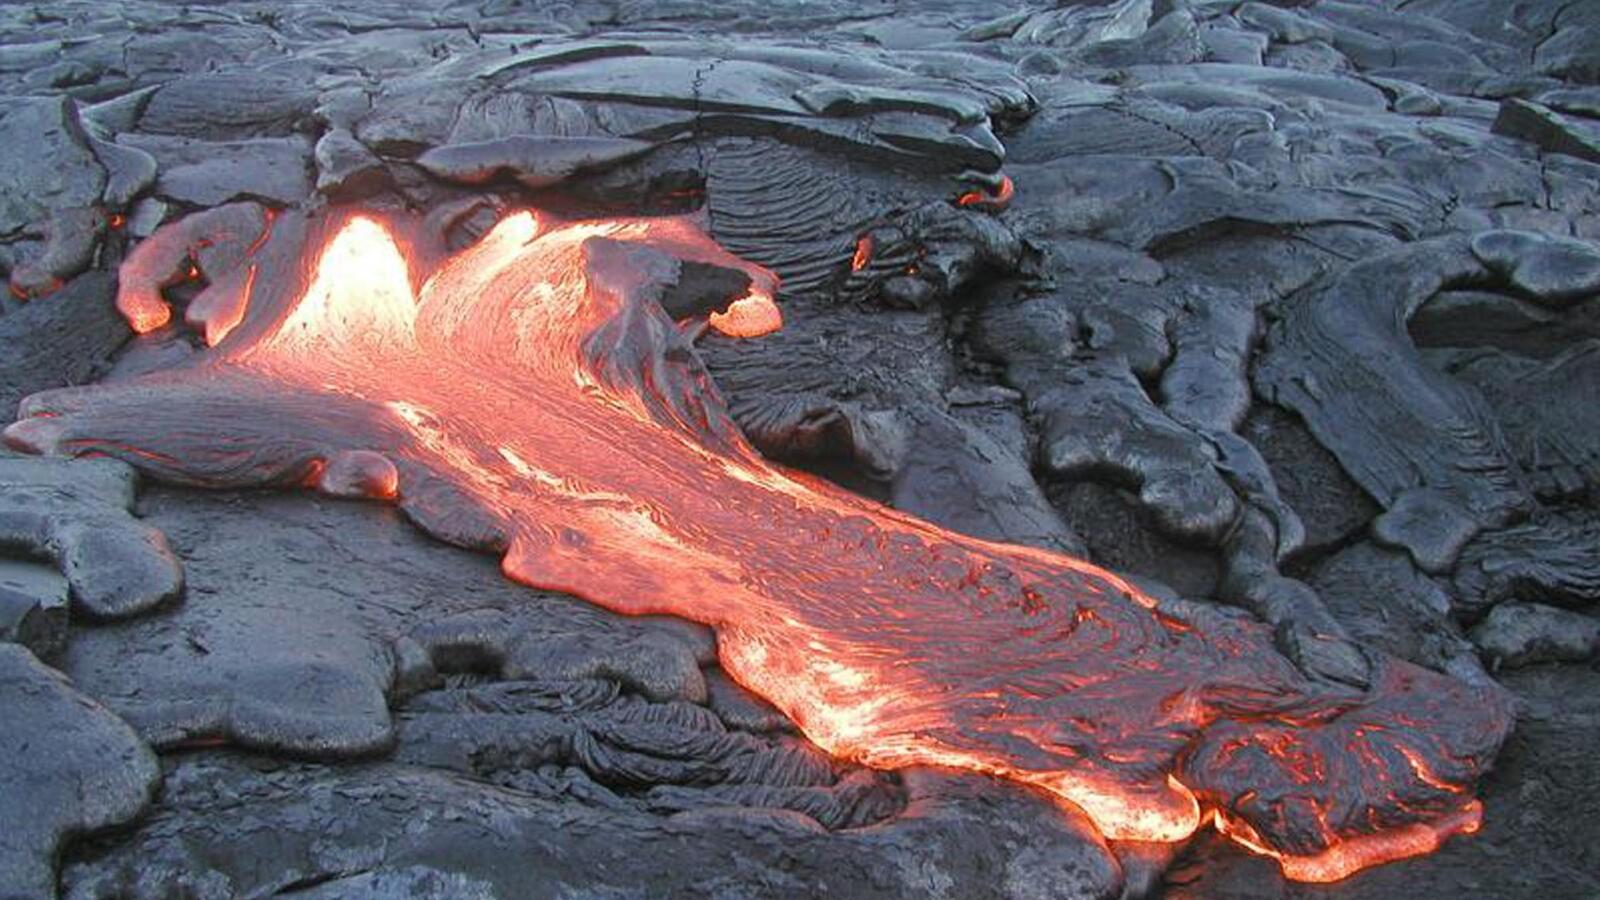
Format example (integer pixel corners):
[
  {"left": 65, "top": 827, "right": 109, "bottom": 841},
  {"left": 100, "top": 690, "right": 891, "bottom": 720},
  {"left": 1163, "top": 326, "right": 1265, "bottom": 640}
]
[{"left": 4, "top": 209, "right": 1512, "bottom": 882}]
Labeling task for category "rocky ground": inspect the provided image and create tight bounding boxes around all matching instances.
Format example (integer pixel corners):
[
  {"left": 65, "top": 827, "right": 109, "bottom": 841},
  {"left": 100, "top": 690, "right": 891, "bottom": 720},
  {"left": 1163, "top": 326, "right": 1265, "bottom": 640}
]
[{"left": 1, "top": 1, "right": 1598, "bottom": 898}]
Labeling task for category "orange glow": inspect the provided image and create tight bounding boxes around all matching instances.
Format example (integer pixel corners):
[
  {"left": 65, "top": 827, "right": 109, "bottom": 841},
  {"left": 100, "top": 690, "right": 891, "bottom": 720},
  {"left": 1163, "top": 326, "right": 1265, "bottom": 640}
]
[
  {"left": 1215, "top": 801, "right": 1482, "bottom": 882},
  {"left": 7, "top": 209, "right": 1510, "bottom": 882},
  {"left": 116, "top": 203, "right": 275, "bottom": 338},
  {"left": 9, "top": 277, "right": 64, "bottom": 301},
  {"left": 707, "top": 289, "right": 783, "bottom": 338},
  {"left": 851, "top": 234, "right": 874, "bottom": 272},
  {"left": 957, "top": 174, "right": 1015, "bottom": 212},
  {"left": 121, "top": 296, "right": 171, "bottom": 333}
]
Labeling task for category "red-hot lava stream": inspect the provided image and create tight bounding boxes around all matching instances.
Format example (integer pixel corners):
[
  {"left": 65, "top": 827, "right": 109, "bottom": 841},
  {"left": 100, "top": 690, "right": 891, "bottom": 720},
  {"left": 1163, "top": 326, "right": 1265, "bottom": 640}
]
[{"left": 6, "top": 208, "right": 1511, "bottom": 883}]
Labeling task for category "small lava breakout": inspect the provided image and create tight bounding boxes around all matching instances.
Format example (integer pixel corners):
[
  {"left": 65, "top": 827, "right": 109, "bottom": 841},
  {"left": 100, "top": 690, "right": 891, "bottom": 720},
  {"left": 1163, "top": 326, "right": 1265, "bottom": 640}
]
[{"left": 6, "top": 206, "right": 1512, "bottom": 882}]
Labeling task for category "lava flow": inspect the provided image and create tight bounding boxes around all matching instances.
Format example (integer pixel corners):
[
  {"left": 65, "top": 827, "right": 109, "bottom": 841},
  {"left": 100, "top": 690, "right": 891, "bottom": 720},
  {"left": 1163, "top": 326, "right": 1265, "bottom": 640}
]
[{"left": 5, "top": 208, "right": 1511, "bottom": 882}]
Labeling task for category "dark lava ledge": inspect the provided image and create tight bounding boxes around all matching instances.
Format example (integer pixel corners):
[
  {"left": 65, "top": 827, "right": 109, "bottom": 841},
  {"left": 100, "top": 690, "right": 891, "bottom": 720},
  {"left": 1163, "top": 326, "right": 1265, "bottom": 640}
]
[{"left": 1, "top": 1, "right": 1598, "bottom": 899}]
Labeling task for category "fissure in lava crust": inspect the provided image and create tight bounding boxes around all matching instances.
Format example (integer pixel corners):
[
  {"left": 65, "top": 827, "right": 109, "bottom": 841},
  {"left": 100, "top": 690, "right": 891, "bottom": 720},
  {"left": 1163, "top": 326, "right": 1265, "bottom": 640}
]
[{"left": 5, "top": 208, "right": 1512, "bottom": 882}]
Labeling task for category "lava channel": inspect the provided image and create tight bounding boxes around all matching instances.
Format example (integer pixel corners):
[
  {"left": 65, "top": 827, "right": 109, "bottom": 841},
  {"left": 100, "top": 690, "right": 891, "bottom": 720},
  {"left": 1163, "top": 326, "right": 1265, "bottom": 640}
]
[{"left": 4, "top": 208, "right": 1513, "bottom": 882}]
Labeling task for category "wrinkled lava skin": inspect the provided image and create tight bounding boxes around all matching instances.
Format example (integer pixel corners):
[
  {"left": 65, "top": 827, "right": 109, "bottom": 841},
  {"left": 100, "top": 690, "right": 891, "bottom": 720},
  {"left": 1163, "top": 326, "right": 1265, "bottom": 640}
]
[{"left": 5, "top": 209, "right": 1512, "bottom": 882}]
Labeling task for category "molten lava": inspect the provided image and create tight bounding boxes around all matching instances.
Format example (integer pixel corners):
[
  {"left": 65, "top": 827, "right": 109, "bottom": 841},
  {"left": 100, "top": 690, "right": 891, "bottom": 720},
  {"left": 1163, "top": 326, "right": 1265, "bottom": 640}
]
[
  {"left": 4, "top": 208, "right": 1511, "bottom": 882},
  {"left": 956, "top": 174, "right": 1015, "bottom": 212}
]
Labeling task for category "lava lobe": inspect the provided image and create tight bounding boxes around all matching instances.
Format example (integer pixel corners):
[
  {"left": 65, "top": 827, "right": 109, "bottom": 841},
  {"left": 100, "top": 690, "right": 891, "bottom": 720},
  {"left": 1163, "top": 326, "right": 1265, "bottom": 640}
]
[{"left": 4, "top": 208, "right": 1512, "bottom": 882}]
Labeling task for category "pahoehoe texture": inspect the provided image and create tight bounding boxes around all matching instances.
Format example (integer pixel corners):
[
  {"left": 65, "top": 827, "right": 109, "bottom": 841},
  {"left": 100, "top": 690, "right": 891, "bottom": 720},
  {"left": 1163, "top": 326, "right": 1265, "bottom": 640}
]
[
  {"left": 1254, "top": 237, "right": 1535, "bottom": 570},
  {"left": 0, "top": 456, "right": 182, "bottom": 620},
  {"left": 0, "top": 643, "right": 160, "bottom": 899},
  {"left": 58, "top": 754, "right": 1123, "bottom": 900},
  {"left": 4, "top": 0, "right": 1600, "bottom": 896},
  {"left": 6, "top": 204, "right": 1512, "bottom": 882}
]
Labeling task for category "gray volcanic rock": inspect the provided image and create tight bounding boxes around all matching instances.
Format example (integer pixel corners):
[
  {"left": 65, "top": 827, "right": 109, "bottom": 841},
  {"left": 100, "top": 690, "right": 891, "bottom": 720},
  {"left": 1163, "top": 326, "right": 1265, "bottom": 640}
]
[
  {"left": 408, "top": 607, "right": 709, "bottom": 705},
  {"left": 4, "top": 0, "right": 1600, "bottom": 896},
  {"left": 6, "top": 208, "right": 106, "bottom": 299},
  {"left": 1493, "top": 98, "right": 1600, "bottom": 163},
  {"left": 59, "top": 755, "right": 1122, "bottom": 900},
  {"left": 1442, "top": 342, "right": 1600, "bottom": 500},
  {"left": 1255, "top": 237, "right": 1533, "bottom": 556},
  {"left": 119, "top": 133, "right": 313, "bottom": 207},
  {"left": 0, "top": 644, "right": 159, "bottom": 900},
  {"left": 1411, "top": 289, "right": 1600, "bottom": 359},
  {"left": 1454, "top": 512, "right": 1600, "bottom": 618},
  {"left": 87, "top": 136, "right": 157, "bottom": 209},
  {"left": 138, "top": 72, "right": 317, "bottom": 139},
  {"left": 312, "top": 129, "right": 387, "bottom": 199},
  {"left": 0, "top": 97, "right": 104, "bottom": 238},
  {"left": 416, "top": 136, "right": 657, "bottom": 189},
  {"left": 1470, "top": 229, "right": 1600, "bottom": 306},
  {"left": 1471, "top": 602, "right": 1600, "bottom": 668},
  {"left": 1241, "top": 405, "right": 1380, "bottom": 557},
  {"left": 0, "top": 559, "right": 68, "bottom": 660},
  {"left": 58, "top": 495, "right": 397, "bottom": 756},
  {"left": 1032, "top": 356, "right": 1237, "bottom": 543},
  {"left": 0, "top": 271, "right": 130, "bottom": 417},
  {"left": 1311, "top": 542, "right": 1479, "bottom": 679},
  {"left": 1372, "top": 488, "right": 1484, "bottom": 576},
  {"left": 0, "top": 456, "right": 181, "bottom": 620},
  {"left": 1052, "top": 481, "right": 1222, "bottom": 600}
]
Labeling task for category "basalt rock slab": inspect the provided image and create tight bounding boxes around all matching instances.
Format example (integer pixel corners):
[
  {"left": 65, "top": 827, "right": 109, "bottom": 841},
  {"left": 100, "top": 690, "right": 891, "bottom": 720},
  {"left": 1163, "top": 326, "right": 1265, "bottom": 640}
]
[
  {"left": 1453, "top": 512, "right": 1600, "bottom": 619},
  {"left": 0, "top": 455, "right": 181, "bottom": 620},
  {"left": 1470, "top": 603, "right": 1600, "bottom": 669},
  {"left": 0, "top": 559, "right": 68, "bottom": 660},
  {"left": 87, "top": 136, "right": 157, "bottom": 209},
  {"left": 968, "top": 282, "right": 1243, "bottom": 545},
  {"left": 312, "top": 129, "right": 388, "bottom": 200},
  {"left": 1310, "top": 542, "right": 1479, "bottom": 681},
  {"left": 6, "top": 207, "right": 106, "bottom": 299},
  {"left": 1240, "top": 406, "right": 1380, "bottom": 557},
  {"left": 1493, "top": 97, "right": 1600, "bottom": 163},
  {"left": 1470, "top": 229, "right": 1600, "bottom": 307},
  {"left": 1028, "top": 355, "right": 1238, "bottom": 544},
  {"left": 700, "top": 300, "right": 1078, "bottom": 554},
  {"left": 416, "top": 136, "right": 658, "bottom": 190},
  {"left": 705, "top": 667, "right": 795, "bottom": 735},
  {"left": 1049, "top": 481, "right": 1221, "bottom": 600},
  {"left": 137, "top": 72, "right": 317, "bottom": 139},
  {"left": 1371, "top": 488, "right": 1483, "bottom": 576},
  {"left": 1411, "top": 289, "right": 1600, "bottom": 359},
  {"left": 408, "top": 607, "right": 708, "bottom": 705},
  {"left": 118, "top": 133, "right": 312, "bottom": 207},
  {"left": 0, "top": 270, "right": 130, "bottom": 417},
  {"left": 0, "top": 96, "right": 105, "bottom": 238},
  {"left": 1255, "top": 237, "right": 1532, "bottom": 555},
  {"left": 59, "top": 523, "right": 395, "bottom": 757},
  {"left": 394, "top": 677, "right": 901, "bottom": 830},
  {"left": 1160, "top": 286, "right": 1258, "bottom": 434},
  {"left": 1441, "top": 342, "right": 1600, "bottom": 500},
  {"left": 59, "top": 754, "right": 1123, "bottom": 900},
  {"left": 890, "top": 404, "right": 1087, "bottom": 557},
  {"left": 0, "top": 643, "right": 159, "bottom": 900}
]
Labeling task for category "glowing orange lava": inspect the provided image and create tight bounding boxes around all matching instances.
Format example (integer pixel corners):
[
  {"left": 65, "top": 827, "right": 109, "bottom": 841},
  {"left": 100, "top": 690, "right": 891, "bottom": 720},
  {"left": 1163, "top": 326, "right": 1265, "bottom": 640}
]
[
  {"left": 5, "top": 209, "right": 1511, "bottom": 882},
  {"left": 957, "top": 174, "right": 1015, "bottom": 212},
  {"left": 851, "top": 234, "right": 874, "bottom": 272},
  {"left": 707, "top": 289, "right": 782, "bottom": 338}
]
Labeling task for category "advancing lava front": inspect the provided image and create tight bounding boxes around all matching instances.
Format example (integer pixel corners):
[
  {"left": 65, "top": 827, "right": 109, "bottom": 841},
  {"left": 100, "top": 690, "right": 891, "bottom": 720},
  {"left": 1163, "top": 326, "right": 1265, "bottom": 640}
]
[{"left": 7, "top": 206, "right": 1512, "bottom": 882}]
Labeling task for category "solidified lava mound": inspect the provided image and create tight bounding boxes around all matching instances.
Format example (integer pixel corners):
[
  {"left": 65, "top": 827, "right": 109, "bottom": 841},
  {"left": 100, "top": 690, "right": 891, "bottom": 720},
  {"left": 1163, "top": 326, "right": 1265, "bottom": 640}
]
[{"left": 6, "top": 207, "right": 1512, "bottom": 881}]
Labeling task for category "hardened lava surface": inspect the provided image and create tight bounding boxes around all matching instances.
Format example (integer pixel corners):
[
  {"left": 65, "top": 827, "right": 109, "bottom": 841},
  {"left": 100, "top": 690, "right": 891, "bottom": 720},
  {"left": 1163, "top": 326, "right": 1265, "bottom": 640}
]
[
  {"left": 3, "top": 1, "right": 1600, "bottom": 898},
  {"left": 9, "top": 208, "right": 1510, "bottom": 881}
]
